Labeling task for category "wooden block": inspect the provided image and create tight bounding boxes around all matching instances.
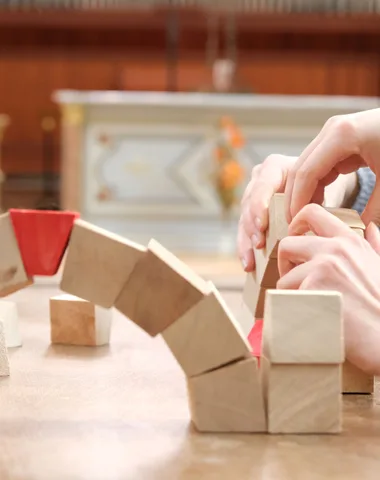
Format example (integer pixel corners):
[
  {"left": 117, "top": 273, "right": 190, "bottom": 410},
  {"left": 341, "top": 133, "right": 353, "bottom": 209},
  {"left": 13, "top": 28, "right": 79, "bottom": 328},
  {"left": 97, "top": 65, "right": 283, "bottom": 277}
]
[
  {"left": 342, "top": 361, "right": 373, "bottom": 394},
  {"left": 187, "top": 357, "right": 266, "bottom": 433},
  {"left": 263, "top": 290, "right": 343, "bottom": 364},
  {"left": 255, "top": 247, "right": 279, "bottom": 288},
  {"left": 162, "top": 282, "right": 250, "bottom": 377},
  {"left": 325, "top": 207, "right": 365, "bottom": 230},
  {"left": 115, "top": 238, "right": 208, "bottom": 337},
  {"left": 50, "top": 294, "right": 112, "bottom": 346},
  {"left": 262, "top": 358, "right": 341, "bottom": 434},
  {"left": 0, "top": 301, "right": 22, "bottom": 348},
  {"left": 60, "top": 219, "right": 146, "bottom": 308},
  {"left": 352, "top": 228, "right": 364, "bottom": 237},
  {"left": 266, "top": 193, "right": 289, "bottom": 258},
  {"left": 0, "top": 213, "right": 33, "bottom": 297},
  {"left": 242, "top": 271, "right": 267, "bottom": 318},
  {"left": 236, "top": 302, "right": 256, "bottom": 338},
  {"left": 0, "top": 320, "right": 10, "bottom": 376}
]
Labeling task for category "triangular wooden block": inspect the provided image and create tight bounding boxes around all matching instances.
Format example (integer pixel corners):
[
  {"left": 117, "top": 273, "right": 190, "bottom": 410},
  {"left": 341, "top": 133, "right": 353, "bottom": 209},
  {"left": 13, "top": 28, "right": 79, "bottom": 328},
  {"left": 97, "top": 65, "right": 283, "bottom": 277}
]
[
  {"left": 9, "top": 209, "right": 79, "bottom": 276},
  {"left": 162, "top": 282, "right": 251, "bottom": 377},
  {"left": 115, "top": 238, "right": 208, "bottom": 336},
  {"left": 187, "top": 357, "right": 266, "bottom": 433},
  {"left": 0, "top": 301, "right": 22, "bottom": 348}
]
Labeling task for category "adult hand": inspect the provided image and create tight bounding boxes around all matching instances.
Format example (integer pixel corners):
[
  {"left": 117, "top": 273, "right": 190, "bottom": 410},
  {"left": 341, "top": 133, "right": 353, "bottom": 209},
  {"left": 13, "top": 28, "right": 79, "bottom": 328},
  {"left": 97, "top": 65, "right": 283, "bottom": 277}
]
[
  {"left": 277, "top": 203, "right": 380, "bottom": 375},
  {"left": 285, "top": 108, "right": 380, "bottom": 225},
  {"left": 237, "top": 154, "right": 356, "bottom": 272},
  {"left": 238, "top": 155, "right": 297, "bottom": 272}
]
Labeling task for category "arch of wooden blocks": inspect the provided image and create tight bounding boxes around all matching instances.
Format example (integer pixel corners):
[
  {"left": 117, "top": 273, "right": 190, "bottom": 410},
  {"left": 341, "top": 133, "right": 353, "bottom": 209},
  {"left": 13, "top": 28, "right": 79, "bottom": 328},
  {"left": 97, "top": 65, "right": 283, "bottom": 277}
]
[{"left": 0, "top": 204, "right": 370, "bottom": 433}]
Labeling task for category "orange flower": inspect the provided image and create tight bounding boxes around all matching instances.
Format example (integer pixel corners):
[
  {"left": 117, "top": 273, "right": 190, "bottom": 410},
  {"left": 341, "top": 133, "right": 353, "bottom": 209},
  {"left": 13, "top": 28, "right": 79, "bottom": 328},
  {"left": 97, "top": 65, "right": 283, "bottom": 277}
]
[{"left": 219, "top": 160, "right": 244, "bottom": 189}]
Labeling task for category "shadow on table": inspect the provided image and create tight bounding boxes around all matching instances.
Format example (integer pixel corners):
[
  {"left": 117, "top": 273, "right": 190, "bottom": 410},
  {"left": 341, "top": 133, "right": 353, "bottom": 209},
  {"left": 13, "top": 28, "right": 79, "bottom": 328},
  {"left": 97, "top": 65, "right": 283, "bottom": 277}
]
[{"left": 43, "top": 344, "right": 111, "bottom": 360}]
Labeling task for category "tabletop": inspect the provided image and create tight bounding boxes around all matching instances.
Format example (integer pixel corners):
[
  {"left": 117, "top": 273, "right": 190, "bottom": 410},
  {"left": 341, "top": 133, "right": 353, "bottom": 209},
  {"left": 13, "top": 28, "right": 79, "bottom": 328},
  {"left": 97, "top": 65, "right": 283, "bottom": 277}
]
[{"left": 1, "top": 282, "right": 380, "bottom": 480}]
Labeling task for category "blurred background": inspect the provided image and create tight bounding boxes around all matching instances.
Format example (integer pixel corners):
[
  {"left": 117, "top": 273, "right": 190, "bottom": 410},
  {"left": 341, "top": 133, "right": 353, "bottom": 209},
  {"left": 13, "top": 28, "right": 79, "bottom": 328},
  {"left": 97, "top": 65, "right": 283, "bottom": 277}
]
[{"left": 0, "top": 0, "right": 379, "bottom": 282}]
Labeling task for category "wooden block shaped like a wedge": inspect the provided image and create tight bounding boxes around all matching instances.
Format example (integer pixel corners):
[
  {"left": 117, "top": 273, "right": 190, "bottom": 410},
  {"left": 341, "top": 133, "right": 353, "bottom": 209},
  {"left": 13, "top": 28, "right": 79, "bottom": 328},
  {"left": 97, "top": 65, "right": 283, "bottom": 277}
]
[
  {"left": 0, "top": 320, "right": 10, "bottom": 376},
  {"left": 265, "top": 193, "right": 289, "bottom": 258},
  {"left": 242, "top": 271, "right": 267, "bottom": 318},
  {"left": 263, "top": 290, "right": 343, "bottom": 364},
  {"left": 188, "top": 357, "right": 266, "bottom": 433},
  {"left": 115, "top": 238, "right": 208, "bottom": 336},
  {"left": 342, "top": 361, "right": 373, "bottom": 394},
  {"left": 60, "top": 219, "right": 146, "bottom": 308},
  {"left": 0, "top": 213, "right": 33, "bottom": 297},
  {"left": 162, "top": 282, "right": 251, "bottom": 377},
  {"left": 50, "top": 294, "right": 112, "bottom": 346},
  {"left": 0, "top": 301, "right": 22, "bottom": 348},
  {"left": 262, "top": 358, "right": 341, "bottom": 434}
]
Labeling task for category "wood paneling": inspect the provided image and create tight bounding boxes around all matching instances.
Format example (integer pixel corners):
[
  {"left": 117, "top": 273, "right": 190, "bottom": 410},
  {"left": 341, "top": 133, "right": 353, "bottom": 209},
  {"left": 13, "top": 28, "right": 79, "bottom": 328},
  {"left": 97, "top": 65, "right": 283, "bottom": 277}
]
[{"left": 0, "top": 9, "right": 379, "bottom": 183}]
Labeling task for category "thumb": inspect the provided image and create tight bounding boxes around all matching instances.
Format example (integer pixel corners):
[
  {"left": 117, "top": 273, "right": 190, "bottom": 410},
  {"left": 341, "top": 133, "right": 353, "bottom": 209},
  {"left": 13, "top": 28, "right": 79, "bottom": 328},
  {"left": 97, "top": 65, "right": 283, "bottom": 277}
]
[
  {"left": 365, "top": 222, "right": 380, "bottom": 255},
  {"left": 361, "top": 181, "right": 380, "bottom": 227}
]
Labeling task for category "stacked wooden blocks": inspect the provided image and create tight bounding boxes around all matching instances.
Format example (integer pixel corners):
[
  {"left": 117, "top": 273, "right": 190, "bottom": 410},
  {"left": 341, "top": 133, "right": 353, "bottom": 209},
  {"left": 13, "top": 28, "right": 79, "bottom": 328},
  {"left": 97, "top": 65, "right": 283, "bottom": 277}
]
[
  {"left": 241, "top": 193, "right": 373, "bottom": 407},
  {"left": 262, "top": 290, "right": 343, "bottom": 433}
]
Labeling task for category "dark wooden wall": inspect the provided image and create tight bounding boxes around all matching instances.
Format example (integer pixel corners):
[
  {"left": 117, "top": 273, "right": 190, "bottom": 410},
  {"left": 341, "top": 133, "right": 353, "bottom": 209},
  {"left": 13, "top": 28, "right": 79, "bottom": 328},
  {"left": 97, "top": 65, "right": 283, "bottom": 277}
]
[{"left": 0, "top": 9, "right": 379, "bottom": 208}]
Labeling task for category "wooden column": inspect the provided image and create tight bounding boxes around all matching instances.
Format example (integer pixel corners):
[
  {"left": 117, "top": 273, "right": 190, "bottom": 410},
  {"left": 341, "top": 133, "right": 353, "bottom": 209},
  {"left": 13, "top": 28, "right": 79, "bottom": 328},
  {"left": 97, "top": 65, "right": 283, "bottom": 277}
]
[{"left": 59, "top": 104, "right": 84, "bottom": 212}]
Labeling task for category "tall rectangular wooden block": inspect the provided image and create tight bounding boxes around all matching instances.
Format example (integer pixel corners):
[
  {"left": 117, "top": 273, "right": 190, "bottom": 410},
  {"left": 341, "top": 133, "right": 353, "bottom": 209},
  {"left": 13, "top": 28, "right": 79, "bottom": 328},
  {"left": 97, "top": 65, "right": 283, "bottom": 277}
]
[
  {"left": 60, "top": 219, "right": 146, "bottom": 308},
  {"left": 263, "top": 290, "right": 344, "bottom": 364},
  {"left": 162, "top": 282, "right": 250, "bottom": 377},
  {"left": 187, "top": 357, "right": 266, "bottom": 433},
  {"left": 115, "top": 238, "right": 208, "bottom": 336}
]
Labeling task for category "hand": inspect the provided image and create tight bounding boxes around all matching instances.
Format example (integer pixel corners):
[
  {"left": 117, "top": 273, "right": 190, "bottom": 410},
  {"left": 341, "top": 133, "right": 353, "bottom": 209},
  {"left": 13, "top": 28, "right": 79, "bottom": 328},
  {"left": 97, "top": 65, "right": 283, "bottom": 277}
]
[
  {"left": 285, "top": 108, "right": 380, "bottom": 225},
  {"left": 237, "top": 154, "right": 356, "bottom": 272},
  {"left": 238, "top": 155, "right": 297, "bottom": 272},
  {"left": 277, "top": 203, "right": 380, "bottom": 375}
]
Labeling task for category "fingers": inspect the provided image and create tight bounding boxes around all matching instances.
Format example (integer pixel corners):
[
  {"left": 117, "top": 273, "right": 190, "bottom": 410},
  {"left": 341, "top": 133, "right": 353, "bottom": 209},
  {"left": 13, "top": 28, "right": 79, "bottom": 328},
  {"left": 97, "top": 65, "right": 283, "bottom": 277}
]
[
  {"left": 285, "top": 116, "right": 360, "bottom": 221},
  {"left": 288, "top": 203, "right": 354, "bottom": 237},
  {"left": 277, "top": 260, "right": 315, "bottom": 290},
  {"left": 277, "top": 234, "right": 329, "bottom": 277},
  {"left": 365, "top": 222, "right": 380, "bottom": 256}
]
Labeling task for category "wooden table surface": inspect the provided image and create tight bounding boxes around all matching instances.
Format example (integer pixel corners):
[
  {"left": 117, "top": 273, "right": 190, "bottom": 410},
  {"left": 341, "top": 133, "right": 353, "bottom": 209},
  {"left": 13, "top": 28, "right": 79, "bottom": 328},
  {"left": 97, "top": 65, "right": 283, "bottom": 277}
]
[{"left": 1, "top": 283, "right": 380, "bottom": 480}]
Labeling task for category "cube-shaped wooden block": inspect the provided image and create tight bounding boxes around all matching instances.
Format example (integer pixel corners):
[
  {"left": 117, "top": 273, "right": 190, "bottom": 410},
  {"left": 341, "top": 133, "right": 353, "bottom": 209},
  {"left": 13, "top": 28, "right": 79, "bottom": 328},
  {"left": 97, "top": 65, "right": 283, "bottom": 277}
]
[
  {"left": 261, "top": 358, "right": 341, "bottom": 434},
  {"left": 188, "top": 357, "right": 266, "bottom": 433},
  {"left": 60, "top": 219, "right": 146, "bottom": 308},
  {"left": 162, "top": 282, "right": 250, "bottom": 377},
  {"left": 0, "top": 212, "right": 33, "bottom": 297},
  {"left": 263, "top": 290, "right": 343, "bottom": 364},
  {"left": 50, "top": 294, "right": 112, "bottom": 346},
  {"left": 0, "top": 300, "right": 22, "bottom": 348},
  {"left": 325, "top": 207, "right": 365, "bottom": 230},
  {"left": 115, "top": 238, "right": 208, "bottom": 336}
]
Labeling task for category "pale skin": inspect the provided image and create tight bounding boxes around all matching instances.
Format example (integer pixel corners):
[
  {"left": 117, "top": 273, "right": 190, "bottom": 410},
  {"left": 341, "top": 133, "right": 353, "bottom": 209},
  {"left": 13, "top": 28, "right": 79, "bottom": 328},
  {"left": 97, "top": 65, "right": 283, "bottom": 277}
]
[{"left": 238, "top": 108, "right": 380, "bottom": 375}]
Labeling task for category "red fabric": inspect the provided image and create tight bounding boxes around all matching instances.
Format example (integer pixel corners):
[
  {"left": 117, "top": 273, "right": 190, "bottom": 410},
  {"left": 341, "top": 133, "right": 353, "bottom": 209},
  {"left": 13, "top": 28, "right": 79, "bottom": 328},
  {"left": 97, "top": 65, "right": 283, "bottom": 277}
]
[{"left": 10, "top": 209, "right": 79, "bottom": 276}]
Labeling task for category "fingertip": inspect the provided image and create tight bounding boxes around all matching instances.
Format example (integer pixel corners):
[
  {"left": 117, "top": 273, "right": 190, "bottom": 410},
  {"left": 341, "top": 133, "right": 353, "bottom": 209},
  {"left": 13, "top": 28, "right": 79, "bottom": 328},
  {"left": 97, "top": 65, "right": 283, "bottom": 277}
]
[{"left": 241, "top": 249, "right": 255, "bottom": 272}]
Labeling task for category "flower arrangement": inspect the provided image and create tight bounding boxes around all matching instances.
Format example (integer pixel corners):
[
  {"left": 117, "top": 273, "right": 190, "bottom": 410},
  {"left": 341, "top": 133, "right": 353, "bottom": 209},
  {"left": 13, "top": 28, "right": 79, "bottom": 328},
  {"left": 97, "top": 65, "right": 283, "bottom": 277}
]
[{"left": 212, "top": 116, "right": 245, "bottom": 216}]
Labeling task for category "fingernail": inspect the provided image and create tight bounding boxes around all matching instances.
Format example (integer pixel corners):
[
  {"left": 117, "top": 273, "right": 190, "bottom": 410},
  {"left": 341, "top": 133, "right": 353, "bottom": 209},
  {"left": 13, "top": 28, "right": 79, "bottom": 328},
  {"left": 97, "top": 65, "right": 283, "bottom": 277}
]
[{"left": 254, "top": 217, "right": 262, "bottom": 230}]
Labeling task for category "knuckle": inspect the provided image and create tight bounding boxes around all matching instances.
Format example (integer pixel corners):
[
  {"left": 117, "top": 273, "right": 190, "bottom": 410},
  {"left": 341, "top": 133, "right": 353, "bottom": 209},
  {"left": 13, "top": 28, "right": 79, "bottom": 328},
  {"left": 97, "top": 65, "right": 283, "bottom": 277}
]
[{"left": 316, "top": 253, "right": 343, "bottom": 277}]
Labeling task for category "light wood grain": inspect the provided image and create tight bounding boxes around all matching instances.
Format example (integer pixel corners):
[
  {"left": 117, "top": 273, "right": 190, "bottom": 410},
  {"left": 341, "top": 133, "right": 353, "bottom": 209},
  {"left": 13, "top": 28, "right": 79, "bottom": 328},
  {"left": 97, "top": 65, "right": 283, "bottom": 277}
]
[
  {"left": 242, "top": 271, "right": 266, "bottom": 320},
  {"left": 50, "top": 294, "right": 112, "bottom": 347},
  {"left": 263, "top": 290, "right": 344, "bottom": 364},
  {"left": 262, "top": 357, "right": 342, "bottom": 434},
  {"left": 0, "top": 212, "right": 33, "bottom": 296},
  {"left": 342, "top": 360, "right": 374, "bottom": 394},
  {"left": 266, "top": 193, "right": 289, "bottom": 258},
  {"left": 60, "top": 219, "right": 146, "bottom": 308},
  {"left": 0, "top": 285, "right": 380, "bottom": 480},
  {"left": 325, "top": 207, "right": 366, "bottom": 230},
  {"left": 162, "top": 282, "right": 250, "bottom": 377},
  {"left": 187, "top": 357, "right": 266, "bottom": 433},
  {"left": 115, "top": 239, "right": 208, "bottom": 337}
]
